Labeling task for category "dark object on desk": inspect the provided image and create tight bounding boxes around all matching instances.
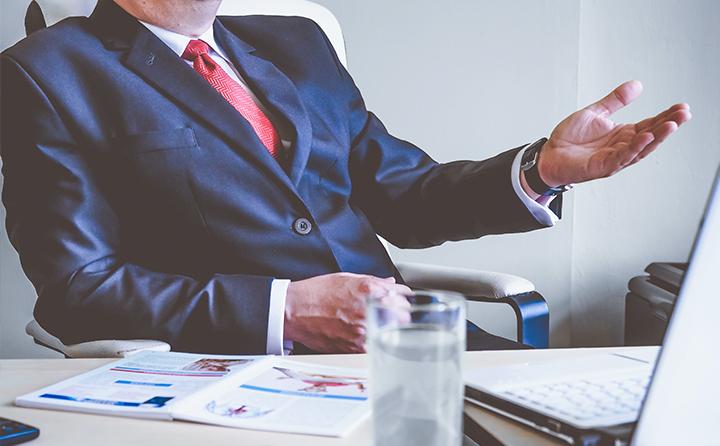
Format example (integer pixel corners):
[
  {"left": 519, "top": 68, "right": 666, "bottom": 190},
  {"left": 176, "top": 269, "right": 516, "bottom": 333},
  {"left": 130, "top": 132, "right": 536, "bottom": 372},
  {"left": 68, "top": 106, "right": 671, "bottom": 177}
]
[
  {"left": 465, "top": 391, "right": 632, "bottom": 446},
  {"left": 625, "top": 262, "right": 686, "bottom": 346},
  {"left": 0, "top": 417, "right": 39, "bottom": 446},
  {"left": 463, "top": 412, "right": 505, "bottom": 446}
]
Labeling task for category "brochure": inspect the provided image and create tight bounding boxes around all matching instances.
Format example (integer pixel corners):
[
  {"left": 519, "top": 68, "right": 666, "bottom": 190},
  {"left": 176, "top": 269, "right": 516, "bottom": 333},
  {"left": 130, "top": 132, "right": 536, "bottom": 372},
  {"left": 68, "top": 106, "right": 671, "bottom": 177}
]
[{"left": 15, "top": 351, "right": 369, "bottom": 437}]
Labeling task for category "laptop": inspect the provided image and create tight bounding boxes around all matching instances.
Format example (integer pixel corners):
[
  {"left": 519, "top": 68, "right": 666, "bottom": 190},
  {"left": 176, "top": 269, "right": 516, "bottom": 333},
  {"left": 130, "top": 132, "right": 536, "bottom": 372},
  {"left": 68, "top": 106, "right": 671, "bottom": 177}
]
[{"left": 465, "top": 168, "right": 720, "bottom": 446}]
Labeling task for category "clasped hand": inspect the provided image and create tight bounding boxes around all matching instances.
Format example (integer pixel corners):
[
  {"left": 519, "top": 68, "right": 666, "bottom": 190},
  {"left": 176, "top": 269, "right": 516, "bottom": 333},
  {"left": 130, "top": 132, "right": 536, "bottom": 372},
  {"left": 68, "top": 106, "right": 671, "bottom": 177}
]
[{"left": 284, "top": 273, "right": 411, "bottom": 353}]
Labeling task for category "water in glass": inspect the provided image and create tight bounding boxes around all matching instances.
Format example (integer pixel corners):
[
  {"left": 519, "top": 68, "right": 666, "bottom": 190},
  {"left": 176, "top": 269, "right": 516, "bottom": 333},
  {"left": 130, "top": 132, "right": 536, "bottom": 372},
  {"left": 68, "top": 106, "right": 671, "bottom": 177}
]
[{"left": 370, "top": 325, "right": 463, "bottom": 446}]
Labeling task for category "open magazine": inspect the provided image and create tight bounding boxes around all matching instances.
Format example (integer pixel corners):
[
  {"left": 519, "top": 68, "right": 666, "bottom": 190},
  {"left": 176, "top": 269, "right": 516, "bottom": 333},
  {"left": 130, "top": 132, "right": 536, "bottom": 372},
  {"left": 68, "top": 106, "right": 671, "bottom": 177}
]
[{"left": 15, "top": 351, "right": 369, "bottom": 437}]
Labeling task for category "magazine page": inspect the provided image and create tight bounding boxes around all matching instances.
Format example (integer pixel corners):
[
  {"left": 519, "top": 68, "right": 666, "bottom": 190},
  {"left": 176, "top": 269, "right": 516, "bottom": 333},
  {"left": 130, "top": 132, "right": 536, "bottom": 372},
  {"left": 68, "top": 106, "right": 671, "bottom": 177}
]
[
  {"left": 15, "top": 351, "right": 270, "bottom": 419},
  {"left": 171, "top": 358, "right": 370, "bottom": 437}
]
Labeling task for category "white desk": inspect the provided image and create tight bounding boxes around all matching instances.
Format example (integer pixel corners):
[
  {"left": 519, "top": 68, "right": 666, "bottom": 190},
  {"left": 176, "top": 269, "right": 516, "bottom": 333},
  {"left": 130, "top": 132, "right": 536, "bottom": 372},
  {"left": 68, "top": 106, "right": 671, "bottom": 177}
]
[{"left": 0, "top": 346, "right": 655, "bottom": 445}]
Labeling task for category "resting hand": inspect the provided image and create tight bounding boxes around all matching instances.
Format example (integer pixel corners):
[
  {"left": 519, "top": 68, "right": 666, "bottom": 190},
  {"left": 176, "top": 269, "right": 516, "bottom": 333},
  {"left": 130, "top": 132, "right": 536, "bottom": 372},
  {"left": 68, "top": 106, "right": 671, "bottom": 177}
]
[
  {"left": 535, "top": 80, "right": 691, "bottom": 188},
  {"left": 284, "top": 273, "right": 411, "bottom": 353}
]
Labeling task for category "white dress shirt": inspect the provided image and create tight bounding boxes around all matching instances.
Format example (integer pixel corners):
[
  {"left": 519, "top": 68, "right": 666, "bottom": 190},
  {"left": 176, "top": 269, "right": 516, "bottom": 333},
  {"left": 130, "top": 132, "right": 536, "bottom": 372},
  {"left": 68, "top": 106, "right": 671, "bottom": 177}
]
[{"left": 140, "top": 22, "right": 558, "bottom": 355}]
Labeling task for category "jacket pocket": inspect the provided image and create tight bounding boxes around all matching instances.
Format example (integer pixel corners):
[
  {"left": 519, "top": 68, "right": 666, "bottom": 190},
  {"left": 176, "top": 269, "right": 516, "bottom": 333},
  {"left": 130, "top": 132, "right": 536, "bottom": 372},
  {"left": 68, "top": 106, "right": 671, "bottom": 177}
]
[{"left": 111, "top": 127, "right": 198, "bottom": 154}]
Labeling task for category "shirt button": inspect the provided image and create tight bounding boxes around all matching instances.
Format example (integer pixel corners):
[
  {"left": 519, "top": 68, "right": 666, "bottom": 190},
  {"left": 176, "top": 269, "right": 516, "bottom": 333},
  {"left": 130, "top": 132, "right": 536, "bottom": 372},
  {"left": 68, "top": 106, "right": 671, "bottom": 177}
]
[{"left": 293, "top": 217, "right": 313, "bottom": 235}]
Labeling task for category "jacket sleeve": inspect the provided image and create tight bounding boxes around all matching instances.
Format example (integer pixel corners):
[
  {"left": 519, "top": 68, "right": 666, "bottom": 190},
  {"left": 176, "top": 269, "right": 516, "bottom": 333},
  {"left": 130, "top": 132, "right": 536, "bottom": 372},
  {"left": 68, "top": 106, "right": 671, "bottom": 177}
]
[
  {"left": 318, "top": 38, "right": 559, "bottom": 249},
  {"left": 1, "top": 54, "right": 272, "bottom": 354}
]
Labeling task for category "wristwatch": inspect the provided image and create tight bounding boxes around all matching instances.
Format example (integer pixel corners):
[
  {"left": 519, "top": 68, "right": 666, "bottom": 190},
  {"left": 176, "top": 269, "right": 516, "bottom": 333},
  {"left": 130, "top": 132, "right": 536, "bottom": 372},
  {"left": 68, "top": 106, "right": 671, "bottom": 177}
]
[{"left": 520, "top": 138, "right": 573, "bottom": 197}]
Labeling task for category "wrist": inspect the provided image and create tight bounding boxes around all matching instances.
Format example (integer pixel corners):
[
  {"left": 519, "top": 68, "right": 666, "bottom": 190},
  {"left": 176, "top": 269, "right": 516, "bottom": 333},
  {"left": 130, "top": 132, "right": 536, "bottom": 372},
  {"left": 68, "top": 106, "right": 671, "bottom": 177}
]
[
  {"left": 520, "top": 169, "right": 541, "bottom": 201},
  {"left": 521, "top": 138, "right": 572, "bottom": 197},
  {"left": 536, "top": 141, "right": 562, "bottom": 188},
  {"left": 283, "top": 281, "right": 301, "bottom": 342}
]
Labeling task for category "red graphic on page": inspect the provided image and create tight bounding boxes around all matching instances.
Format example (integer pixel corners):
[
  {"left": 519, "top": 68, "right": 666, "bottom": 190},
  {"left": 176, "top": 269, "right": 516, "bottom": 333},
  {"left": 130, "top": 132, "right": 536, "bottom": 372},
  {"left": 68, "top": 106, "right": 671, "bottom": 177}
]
[{"left": 275, "top": 367, "right": 366, "bottom": 393}]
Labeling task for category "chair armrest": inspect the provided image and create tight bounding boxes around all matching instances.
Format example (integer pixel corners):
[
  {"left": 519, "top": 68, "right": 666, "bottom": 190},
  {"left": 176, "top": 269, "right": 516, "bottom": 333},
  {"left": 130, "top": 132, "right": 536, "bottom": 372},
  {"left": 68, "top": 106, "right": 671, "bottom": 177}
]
[
  {"left": 26, "top": 320, "right": 171, "bottom": 358},
  {"left": 396, "top": 262, "right": 535, "bottom": 299},
  {"left": 395, "top": 262, "right": 549, "bottom": 348}
]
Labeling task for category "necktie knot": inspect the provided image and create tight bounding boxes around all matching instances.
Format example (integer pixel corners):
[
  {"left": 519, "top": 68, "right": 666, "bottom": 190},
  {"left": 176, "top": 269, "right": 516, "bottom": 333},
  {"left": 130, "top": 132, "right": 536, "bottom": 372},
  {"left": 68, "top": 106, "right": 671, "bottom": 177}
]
[
  {"left": 181, "top": 38, "right": 282, "bottom": 159},
  {"left": 182, "top": 39, "right": 211, "bottom": 61}
]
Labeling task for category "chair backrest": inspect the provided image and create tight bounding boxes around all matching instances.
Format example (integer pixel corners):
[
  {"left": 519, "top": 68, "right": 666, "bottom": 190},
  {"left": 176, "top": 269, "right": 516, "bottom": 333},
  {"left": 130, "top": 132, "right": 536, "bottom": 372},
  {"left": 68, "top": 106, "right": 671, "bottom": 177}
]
[{"left": 31, "top": 0, "right": 347, "bottom": 67}]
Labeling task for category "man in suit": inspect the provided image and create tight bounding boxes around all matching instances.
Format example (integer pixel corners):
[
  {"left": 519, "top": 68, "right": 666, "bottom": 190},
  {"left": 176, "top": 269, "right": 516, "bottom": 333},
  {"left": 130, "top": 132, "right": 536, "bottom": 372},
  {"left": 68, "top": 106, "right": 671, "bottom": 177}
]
[{"left": 0, "top": 0, "right": 690, "bottom": 354}]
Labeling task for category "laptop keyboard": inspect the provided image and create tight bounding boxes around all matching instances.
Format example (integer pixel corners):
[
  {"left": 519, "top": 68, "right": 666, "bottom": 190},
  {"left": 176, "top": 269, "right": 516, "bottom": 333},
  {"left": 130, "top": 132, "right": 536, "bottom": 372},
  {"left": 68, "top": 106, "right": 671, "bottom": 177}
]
[{"left": 500, "top": 373, "right": 651, "bottom": 427}]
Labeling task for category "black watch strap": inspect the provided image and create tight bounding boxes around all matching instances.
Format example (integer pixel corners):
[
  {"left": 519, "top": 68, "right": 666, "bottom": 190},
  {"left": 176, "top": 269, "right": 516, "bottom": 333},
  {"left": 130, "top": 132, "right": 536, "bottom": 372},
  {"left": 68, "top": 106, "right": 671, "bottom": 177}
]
[{"left": 521, "top": 138, "right": 572, "bottom": 197}]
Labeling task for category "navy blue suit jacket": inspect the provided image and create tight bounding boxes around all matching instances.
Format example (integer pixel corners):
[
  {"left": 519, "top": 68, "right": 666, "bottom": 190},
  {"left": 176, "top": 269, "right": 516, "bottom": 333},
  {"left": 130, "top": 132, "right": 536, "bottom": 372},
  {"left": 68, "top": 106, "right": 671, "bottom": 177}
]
[{"left": 1, "top": 0, "right": 558, "bottom": 353}]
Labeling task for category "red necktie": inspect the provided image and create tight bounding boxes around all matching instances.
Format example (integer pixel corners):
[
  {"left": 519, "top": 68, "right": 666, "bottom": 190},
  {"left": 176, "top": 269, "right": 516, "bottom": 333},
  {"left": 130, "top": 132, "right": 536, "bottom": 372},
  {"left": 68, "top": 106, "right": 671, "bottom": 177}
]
[{"left": 182, "top": 39, "right": 281, "bottom": 158}]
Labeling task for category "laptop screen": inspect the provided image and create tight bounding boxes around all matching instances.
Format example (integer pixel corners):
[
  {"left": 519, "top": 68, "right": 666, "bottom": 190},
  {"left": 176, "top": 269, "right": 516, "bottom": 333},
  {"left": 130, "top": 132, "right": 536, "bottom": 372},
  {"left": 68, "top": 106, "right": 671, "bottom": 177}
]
[{"left": 632, "top": 169, "right": 720, "bottom": 445}]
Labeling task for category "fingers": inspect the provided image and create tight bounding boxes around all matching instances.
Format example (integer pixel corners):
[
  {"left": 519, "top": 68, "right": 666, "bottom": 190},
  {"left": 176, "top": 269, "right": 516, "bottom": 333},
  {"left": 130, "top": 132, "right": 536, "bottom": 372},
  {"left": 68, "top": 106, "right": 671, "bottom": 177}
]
[
  {"left": 611, "top": 122, "right": 676, "bottom": 171},
  {"left": 613, "top": 115, "right": 688, "bottom": 172},
  {"left": 369, "top": 282, "right": 412, "bottom": 323},
  {"left": 635, "top": 103, "right": 690, "bottom": 132},
  {"left": 342, "top": 324, "right": 367, "bottom": 353},
  {"left": 345, "top": 343, "right": 366, "bottom": 354},
  {"left": 359, "top": 276, "right": 412, "bottom": 327},
  {"left": 588, "top": 80, "right": 643, "bottom": 116},
  {"left": 608, "top": 104, "right": 691, "bottom": 172},
  {"left": 664, "top": 108, "right": 692, "bottom": 127},
  {"left": 374, "top": 293, "right": 412, "bottom": 328},
  {"left": 340, "top": 276, "right": 413, "bottom": 353},
  {"left": 607, "top": 132, "right": 654, "bottom": 172},
  {"left": 360, "top": 280, "right": 411, "bottom": 299},
  {"left": 378, "top": 291, "right": 411, "bottom": 307},
  {"left": 288, "top": 273, "right": 410, "bottom": 354},
  {"left": 631, "top": 108, "right": 691, "bottom": 163},
  {"left": 627, "top": 132, "right": 655, "bottom": 156},
  {"left": 630, "top": 121, "right": 679, "bottom": 165},
  {"left": 348, "top": 276, "right": 410, "bottom": 324}
]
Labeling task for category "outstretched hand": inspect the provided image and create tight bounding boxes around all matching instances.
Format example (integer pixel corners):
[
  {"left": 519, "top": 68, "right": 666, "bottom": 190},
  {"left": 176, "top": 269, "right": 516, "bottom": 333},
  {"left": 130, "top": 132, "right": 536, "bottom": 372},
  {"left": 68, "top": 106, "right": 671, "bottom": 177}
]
[{"left": 537, "top": 80, "right": 691, "bottom": 187}]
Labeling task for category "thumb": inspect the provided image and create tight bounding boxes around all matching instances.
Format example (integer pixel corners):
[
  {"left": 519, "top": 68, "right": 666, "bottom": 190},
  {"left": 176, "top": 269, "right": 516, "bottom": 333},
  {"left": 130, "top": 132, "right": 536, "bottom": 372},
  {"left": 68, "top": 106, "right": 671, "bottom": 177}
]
[
  {"left": 381, "top": 276, "right": 396, "bottom": 283},
  {"left": 588, "top": 80, "right": 643, "bottom": 116}
]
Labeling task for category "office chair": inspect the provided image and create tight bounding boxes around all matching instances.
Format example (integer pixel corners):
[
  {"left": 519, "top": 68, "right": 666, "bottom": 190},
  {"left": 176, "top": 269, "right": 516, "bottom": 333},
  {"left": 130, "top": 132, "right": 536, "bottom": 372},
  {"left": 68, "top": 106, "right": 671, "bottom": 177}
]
[{"left": 19, "top": 0, "right": 550, "bottom": 358}]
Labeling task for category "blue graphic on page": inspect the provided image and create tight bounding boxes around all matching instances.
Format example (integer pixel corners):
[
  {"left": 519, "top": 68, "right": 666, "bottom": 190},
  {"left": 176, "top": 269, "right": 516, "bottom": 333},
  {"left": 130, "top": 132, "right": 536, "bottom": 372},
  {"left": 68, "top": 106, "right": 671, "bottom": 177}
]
[
  {"left": 40, "top": 393, "right": 174, "bottom": 408},
  {"left": 115, "top": 380, "right": 172, "bottom": 387}
]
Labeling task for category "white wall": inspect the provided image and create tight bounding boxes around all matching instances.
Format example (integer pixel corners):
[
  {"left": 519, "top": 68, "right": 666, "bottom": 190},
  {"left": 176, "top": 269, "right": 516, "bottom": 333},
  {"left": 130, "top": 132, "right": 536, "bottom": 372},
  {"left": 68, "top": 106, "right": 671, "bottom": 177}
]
[
  {"left": 571, "top": 0, "right": 720, "bottom": 345},
  {"left": 1, "top": 0, "right": 717, "bottom": 357}
]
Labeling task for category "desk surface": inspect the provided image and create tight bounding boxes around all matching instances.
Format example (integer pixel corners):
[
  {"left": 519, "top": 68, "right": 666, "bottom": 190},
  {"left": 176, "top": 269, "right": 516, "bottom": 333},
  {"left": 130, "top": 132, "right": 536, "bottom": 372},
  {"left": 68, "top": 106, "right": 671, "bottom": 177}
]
[{"left": 0, "top": 346, "right": 655, "bottom": 446}]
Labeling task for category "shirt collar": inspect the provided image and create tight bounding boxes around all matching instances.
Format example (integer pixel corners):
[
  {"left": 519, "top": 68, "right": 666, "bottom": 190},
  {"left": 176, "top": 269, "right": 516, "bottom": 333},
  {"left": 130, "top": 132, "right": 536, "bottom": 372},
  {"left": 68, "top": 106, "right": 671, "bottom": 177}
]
[{"left": 139, "top": 20, "right": 229, "bottom": 61}]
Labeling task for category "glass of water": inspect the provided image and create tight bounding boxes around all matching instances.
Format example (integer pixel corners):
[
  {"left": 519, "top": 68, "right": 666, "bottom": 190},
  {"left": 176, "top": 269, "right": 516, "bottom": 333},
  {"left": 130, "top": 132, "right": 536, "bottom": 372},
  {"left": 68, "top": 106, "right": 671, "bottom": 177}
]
[{"left": 367, "top": 290, "right": 466, "bottom": 446}]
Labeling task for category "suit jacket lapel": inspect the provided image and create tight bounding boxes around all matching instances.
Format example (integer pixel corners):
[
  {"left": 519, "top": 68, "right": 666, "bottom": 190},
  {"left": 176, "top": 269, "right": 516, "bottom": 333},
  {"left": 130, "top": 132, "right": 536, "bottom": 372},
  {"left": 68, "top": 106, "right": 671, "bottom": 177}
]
[
  {"left": 214, "top": 19, "right": 313, "bottom": 187},
  {"left": 90, "top": 0, "right": 300, "bottom": 197}
]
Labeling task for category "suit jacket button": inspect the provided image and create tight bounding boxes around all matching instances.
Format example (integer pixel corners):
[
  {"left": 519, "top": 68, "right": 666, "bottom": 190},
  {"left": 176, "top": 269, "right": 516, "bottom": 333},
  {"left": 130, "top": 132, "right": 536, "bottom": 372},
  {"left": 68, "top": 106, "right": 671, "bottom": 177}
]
[{"left": 293, "top": 217, "right": 313, "bottom": 235}]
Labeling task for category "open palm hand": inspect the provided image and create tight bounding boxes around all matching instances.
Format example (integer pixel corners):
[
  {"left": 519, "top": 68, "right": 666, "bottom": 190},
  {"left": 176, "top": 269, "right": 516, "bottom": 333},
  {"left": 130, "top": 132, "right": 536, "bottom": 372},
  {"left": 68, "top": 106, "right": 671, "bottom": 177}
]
[{"left": 538, "top": 81, "right": 691, "bottom": 186}]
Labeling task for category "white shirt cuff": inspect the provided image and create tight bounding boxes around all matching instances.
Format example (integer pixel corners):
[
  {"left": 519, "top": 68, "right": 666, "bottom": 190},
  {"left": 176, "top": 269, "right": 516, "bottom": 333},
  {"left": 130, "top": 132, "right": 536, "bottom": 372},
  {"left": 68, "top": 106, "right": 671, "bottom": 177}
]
[
  {"left": 511, "top": 146, "right": 560, "bottom": 227},
  {"left": 267, "top": 279, "right": 290, "bottom": 355}
]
